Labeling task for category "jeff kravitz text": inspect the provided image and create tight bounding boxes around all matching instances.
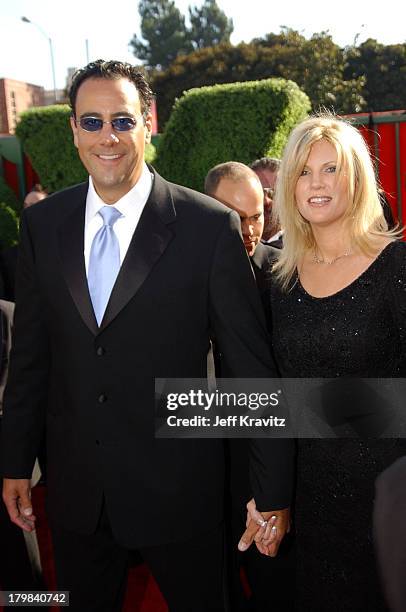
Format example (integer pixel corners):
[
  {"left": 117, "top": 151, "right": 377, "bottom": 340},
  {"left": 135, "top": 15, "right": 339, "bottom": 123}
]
[{"left": 166, "top": 414, "right": 286, "bottom": 428}]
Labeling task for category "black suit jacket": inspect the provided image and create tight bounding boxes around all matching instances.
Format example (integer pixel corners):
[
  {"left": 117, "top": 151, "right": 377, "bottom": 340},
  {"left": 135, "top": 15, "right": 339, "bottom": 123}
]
[
  {"left": 2, "top": 169, "right": 293, "bottom": 548},
  {"left": 251, "top": 242, "right": 278, "bottom": 331},
  {"left": 227, "top": 242, "right": 284, "bottom": 507}
]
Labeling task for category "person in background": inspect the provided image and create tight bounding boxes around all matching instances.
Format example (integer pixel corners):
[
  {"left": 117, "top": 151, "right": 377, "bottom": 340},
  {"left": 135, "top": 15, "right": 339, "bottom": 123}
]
[
  {"left": 249, "top": 157, "right": 283, "bottom": 248},
  {"left": 254, "top": 112, "right": 406, "bottom": 610},
  {"left": 205, "top": 161, "right": 294, "bottom": 612},
  {"left": 205, "top": 161, "right": 275, "bottom": 318},
  {"left": 23, "top": 184, "right": 47, "bottom": 208}
]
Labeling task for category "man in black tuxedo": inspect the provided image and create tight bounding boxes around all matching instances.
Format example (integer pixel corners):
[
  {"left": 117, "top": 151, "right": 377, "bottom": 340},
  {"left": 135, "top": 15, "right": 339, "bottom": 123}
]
[
  {"left": 205, "top": 161, "right": 295, "bottom": 612},
  {"left": 2, "top": 61, "right": 293, "bottom": 611}
]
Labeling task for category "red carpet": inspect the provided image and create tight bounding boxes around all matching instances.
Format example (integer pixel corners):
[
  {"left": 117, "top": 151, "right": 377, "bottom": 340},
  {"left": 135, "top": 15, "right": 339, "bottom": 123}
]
[{"left": 0, "top": 485, "right": 167, "bottom": 612}]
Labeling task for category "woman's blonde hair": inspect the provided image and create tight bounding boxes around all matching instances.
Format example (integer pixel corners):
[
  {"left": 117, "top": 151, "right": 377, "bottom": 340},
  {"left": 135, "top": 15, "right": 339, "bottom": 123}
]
[{"left": 273, "top": 112, "right": 398, "bottom": 289}]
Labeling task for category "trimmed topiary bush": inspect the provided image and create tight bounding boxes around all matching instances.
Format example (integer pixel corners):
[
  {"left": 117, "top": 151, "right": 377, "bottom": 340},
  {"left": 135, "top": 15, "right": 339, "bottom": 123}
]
[
  {"left": 16, "top": 105, "right": 87, "bottom": 193},
  {"left": 0, "top": 176, "right": 21, "bottom": 214},
  {"left": 0, "top": 203, "right": 19, "bottom": 248},
  {"left": 155, "top": 78, "right": 310, "bottom": 191}
]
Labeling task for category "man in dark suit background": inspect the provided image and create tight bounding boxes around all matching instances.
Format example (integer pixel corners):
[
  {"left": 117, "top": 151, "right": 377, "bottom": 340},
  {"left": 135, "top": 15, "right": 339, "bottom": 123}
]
[
  {"left": 2, "top": 61, "right": 293, "bottom": 611},
  {"left": 205, "top": 162, "right": 295, "bottom": 612}
]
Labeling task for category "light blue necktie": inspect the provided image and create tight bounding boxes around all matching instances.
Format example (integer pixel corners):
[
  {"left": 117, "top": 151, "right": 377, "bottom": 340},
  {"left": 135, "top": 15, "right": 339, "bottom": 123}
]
[{"left": 88, "top": 206, "right": 122, "bottom": 326}]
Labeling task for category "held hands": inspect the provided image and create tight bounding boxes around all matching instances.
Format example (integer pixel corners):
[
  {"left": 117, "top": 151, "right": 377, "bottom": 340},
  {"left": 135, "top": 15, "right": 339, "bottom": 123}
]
[
  {"left": 2, "top": 478, "right": 36, "bottom": 532},
  {"left": 238, "top": 498, "right": 290, "bottom": 557}
]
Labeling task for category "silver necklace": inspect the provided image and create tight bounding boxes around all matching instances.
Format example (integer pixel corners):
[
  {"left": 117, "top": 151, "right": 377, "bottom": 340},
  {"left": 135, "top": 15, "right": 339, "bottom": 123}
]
[{"left": 313, "top": 249, "right": 352, "bottom": 265}]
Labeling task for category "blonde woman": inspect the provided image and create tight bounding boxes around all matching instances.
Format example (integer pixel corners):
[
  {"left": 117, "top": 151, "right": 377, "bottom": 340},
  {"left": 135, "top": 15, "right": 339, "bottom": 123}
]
[{"left": 265, "top": 114, "right": 406, "bottom": 610}]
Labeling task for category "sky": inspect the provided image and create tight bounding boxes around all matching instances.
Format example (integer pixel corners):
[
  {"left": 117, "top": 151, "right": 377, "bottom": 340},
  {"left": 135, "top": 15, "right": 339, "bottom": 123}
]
[{"left": 0, "top": 0, "right": 404, "bottom": 91}]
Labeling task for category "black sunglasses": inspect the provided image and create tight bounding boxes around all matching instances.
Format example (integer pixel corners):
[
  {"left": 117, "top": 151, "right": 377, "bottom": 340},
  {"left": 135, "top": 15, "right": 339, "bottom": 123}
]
[{"left": 75, "top": 115, "right": 142, "bottom": 132}]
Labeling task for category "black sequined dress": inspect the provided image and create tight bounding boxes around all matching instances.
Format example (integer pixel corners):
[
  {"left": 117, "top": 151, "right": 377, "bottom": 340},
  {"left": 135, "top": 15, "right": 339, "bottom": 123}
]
[{"left": 269, "top": 241, "right": 406, "bottom": 612}]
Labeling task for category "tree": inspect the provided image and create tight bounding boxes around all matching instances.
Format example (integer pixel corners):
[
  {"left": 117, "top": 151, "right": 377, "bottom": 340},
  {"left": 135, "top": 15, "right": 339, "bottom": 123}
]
[
  {"left": 253, "top": 29, "right": 365, "bottom": 113},
  {"left": 188, "top": 0, "right": 233, "bottom": 50},
  {"left": 252, "top": 27, "right": 306, "bottom": 49},
  {"left": 129, "top": 0, "right": 192, "bottom": 70},
  {"left": 152, "top": 42, "right": 264, "bottom": 125},
  {"left": 344, "top": 39, "right": 406, "bottom": 111},
  {"left": 152, "top": 33, "right": 366, "bottom": 127}
]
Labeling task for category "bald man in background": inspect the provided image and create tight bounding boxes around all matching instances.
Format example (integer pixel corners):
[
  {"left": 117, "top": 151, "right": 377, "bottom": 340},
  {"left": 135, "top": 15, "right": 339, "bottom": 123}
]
[
  {"left": 205, "top": 162, "right": 294, "bottom": 612},
  {"left": 23, "top": 184, "right": 47, "bottom": 208},
  {"left": 205, "top": 162, "right": 275, "bottom": 307}
]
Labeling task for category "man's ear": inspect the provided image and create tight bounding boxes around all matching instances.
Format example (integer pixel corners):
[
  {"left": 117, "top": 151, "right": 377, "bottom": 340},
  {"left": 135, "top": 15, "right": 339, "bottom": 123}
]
[
  {"left": 70, "top": 115, "right": 79, "bottom": 149},
  {"left": 144, "top": 113, "right": 153, "bottom": 145}
]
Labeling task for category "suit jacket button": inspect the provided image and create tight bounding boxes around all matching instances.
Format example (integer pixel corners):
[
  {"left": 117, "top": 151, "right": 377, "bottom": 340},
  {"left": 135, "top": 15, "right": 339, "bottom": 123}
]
[
  {"left": 96, "top": 346, "right": 105, "bottom": 356},
  {"left": 98, "top": 394, "right": 107, "bottom": 403}
]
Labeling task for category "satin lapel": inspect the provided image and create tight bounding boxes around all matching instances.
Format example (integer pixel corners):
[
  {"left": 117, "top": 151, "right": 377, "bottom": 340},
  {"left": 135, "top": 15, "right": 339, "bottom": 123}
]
[
  {"left": 99, "top": 171, "right": 176, "bottom": 332},
  {"left": 57, "top": 184, "right": 98, "bottom": 336}
]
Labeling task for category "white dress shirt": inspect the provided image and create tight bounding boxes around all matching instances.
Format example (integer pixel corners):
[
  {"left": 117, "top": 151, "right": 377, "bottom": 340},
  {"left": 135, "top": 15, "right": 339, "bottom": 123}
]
[
  {"left": 84, "top": 163, "right": 153, "bottom": 276},
  {"left": 263, "top": 229, "right": 284, "bottom": 245}
]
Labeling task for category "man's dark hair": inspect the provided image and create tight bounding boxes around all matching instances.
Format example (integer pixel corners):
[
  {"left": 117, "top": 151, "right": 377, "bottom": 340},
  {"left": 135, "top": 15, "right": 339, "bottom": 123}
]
[
  {"left": 69, "top": 59, "right": 154, "bottom": 117},
  {"left": 204, "top": 161, "right": 258, "bottom": 196},
  {"left": 249, "top": 157, "right": 281, "bottom": 173}
]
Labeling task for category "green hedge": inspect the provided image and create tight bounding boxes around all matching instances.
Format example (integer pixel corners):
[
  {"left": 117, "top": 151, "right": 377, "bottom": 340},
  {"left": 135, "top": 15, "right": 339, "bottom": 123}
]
[
  {"left": 0, "top": 203, "right": 19, "bottom": 248},
  {"left": 154, "top": 78, "right": 310, "bottom": 191},
  {"left": 16, "top": 105, "right": 87, "bottom": 193},
  {"left": 0, "top": 176, "right": 21, "bottom": 213}
]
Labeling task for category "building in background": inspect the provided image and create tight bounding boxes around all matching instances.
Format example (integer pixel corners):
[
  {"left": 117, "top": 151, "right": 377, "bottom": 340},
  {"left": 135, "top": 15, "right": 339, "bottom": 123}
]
[
  {"left": 43, "top": 67, "right": 77, "bottom": 106},
  {"left": 0, "top": 78, "right": 45, "bottom": 134},
  {"left": 66, "top": 67, "right": 77, "bottom": 88},
  {"left": 0, "top": 67, "right": 79, "bottom": 134},
  {"left": 43, "top": 88, "right": 66, "bottom": 105}
]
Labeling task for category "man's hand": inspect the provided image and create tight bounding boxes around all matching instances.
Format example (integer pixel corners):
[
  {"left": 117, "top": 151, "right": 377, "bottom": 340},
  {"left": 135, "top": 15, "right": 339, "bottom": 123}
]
[
  {"left": 2, "top": 478, "right": 36, "bottom": 532},
  {"left": 238, "top": 498, "right": 290, "bottom": 557}
]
